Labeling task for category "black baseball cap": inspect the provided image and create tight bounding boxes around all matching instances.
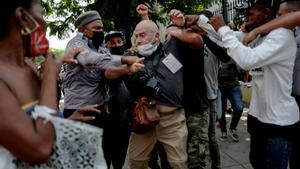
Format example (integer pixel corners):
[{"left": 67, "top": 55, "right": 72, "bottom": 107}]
[{"left": 104, "top": 31, "right": 123, "bottom": 42}]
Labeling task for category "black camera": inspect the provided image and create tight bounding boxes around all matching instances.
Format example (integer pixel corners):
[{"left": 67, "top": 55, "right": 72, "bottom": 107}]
[
  {"left": 145, "top": 77, "right": 160, "bottom": 95},
  {"left": 129, "top": 69, "right": 160, "bottom": 97}
]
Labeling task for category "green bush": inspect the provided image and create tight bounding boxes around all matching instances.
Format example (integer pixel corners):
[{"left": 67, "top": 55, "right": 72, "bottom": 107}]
[{"left": 33, "top": 48, "right": 65, "bottom": 65}]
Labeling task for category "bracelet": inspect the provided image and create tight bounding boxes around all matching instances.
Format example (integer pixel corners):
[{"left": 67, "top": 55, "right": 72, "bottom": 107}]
[{"left": 32, "top": 105, "right": 56, "bottom": 124}]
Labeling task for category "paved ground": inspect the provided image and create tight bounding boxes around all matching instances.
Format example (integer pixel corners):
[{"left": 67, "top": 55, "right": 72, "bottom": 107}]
[{"left": 208, "top": 109, "right": 252, "bottom": 169}]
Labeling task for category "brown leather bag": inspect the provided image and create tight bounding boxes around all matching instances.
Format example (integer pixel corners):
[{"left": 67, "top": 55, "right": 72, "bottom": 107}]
[{"left": 131, "top": 96, "right": 160, "bottom": 134}]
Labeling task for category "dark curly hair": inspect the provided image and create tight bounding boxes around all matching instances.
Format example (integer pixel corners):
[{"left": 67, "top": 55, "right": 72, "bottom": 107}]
[{"left": 0, "top": 0, "right": 34, "bottom": 39}]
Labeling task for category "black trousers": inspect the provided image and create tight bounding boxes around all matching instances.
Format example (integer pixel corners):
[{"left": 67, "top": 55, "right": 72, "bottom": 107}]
[
  {"left": 290, "top": 94, "right": 300, "bottom": 169},
  {"left": 102, "top": 98, "right": 131, "bottom": 169}
]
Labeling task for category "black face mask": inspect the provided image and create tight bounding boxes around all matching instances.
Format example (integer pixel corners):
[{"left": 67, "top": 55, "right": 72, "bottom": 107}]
[
  {"left": 91, "top": 31, "right": 104, "bottom": 49},
  {"left": 110, "top": 46, "right": 125, "bottom": 55}
]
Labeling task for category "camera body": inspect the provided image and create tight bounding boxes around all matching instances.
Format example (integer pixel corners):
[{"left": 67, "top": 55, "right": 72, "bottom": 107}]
[
  {"left": 145, "top": 77, "right": 160, "bottom": 95},
  {"left": 129, "top": 69, "right": 160, "bottom": 97}
]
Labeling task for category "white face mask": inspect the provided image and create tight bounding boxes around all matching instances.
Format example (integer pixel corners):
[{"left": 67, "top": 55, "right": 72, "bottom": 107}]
[{"left": 137, "top": 36, "right": 158, "bottom": 57}]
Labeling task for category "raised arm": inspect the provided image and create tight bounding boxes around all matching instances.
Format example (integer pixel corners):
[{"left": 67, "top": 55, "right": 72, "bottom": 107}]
[
  {"left": 136, "top": 4, "right": 150, "bottom": 20},
  {"left": 65, "top": 40, "right": 122, "bottom": 69},
  {"left": 105, "top": 57, "right": 144, "bottom": 80},
  {"left": 168, "top": 27, "right": 203, "bottom": 48},
  {"left": 210, "top": 15, "right": 296, "bottom": 70},
  {"left": 167, "top": 9, "right": 203, "bottom": 48},
  {"left": 243, "top": 11, "right": 300, "bottom": 44}
]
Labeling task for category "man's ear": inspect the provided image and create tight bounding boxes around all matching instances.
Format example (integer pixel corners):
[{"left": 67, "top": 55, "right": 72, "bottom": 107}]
[
  {"left": 79, "top": 27, "right": 88, "bottom": 37},
  {"left": 155, "top": 32, "right": 160, "bottom": 43}
]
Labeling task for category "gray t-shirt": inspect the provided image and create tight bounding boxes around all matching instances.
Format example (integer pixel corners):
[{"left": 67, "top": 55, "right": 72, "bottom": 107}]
[
  {"left": 204, "top": 45, "right": 220, "bottom": 100},
  {"left": 63, "top": 32, "right": 122, "bottom": 109}
]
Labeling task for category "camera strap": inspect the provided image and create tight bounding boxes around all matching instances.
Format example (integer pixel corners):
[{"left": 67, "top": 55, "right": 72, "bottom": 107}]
[{"left": 148, "top": 44, "right": 164, "bottom": 77}]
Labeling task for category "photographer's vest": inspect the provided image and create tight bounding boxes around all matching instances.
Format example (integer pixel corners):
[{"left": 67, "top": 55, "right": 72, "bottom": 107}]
[{"left": 144, "top": 38, "right": 184, "bottom": 107}]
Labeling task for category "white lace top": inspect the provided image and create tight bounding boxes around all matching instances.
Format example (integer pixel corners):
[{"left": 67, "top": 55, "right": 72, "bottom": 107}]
[
  {"left": 0, "top": 147, "right": 15, "bottom": 169},
  {"left": 0, "top": 116, "right": 106, "bottom": 169}
]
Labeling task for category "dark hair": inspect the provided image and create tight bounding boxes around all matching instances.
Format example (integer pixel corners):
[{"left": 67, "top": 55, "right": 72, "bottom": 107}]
[
  {"left": 0, "top": 0, "right": 34, "bottom": 39},
  {"left": 198, "top": 10, "right": 213, "bottom": 19},
  {"left": 256, "top": 0, "right": 280, "bottom": 17},
  {"left": 285, "top": 0, "right": 300, "bottom": 10}
]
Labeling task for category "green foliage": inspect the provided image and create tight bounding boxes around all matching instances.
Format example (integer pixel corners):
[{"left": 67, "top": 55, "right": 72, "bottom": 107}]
[
  {"left": 51, "top": 48, "right": 65, "bottom": 57},
  {"left": 233, "top": 12, "right": 244, "bottom": 28},
  {"left": 42, "top": 0, "right": 94, "bottom": 39},
  {"left": 33, "top": 48, "right": 64, "bottom": 66},
  {"left": 43, "top": 0, "right": 214, "bottom": 47}
]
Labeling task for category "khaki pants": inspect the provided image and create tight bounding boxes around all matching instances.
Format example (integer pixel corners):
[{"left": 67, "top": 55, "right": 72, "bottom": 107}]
[{"left": 129, "top": 108, "right": 188, "bottom": 169}]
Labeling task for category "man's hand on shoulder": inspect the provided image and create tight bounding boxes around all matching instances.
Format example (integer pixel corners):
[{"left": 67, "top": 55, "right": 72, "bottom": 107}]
[{"left": 210, "top": 15, "right": 226, "bottom": 32}]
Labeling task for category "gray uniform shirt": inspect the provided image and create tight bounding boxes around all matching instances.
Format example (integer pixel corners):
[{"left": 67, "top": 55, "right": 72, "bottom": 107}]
[
  {"left": 292, "top": 27, "right": 300, "bottom": 96},
  {"left": 63, "top": 32, "right": 122, "bottom": 109}
]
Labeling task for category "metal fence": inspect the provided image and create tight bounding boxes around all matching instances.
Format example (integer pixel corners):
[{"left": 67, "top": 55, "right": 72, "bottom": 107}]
[{"left": 208, "top": 0, "right": 246, "bottom": 22}]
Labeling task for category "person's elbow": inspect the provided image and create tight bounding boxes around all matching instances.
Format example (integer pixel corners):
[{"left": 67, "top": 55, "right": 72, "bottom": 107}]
[
  {"left": 26, "top": 140, "right": 53, "bottom": 164},
  {"left": 190, "top": 35, "right": 204, "bottom": 48},
  {"left": 104, "top": 69, "right": 115, "bottom": 80}
]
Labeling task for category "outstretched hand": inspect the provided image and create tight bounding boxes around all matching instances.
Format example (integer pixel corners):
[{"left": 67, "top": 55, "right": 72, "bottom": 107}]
[
  {"left": 243, "top": 31, "right": 258, "bottom": 45},
  {"left": 122, "top": 56, "right": 141, "bottom": 65},
  {"left": 68, "top": 104, "right": 101, "bottom": 122},
  {"left": 209, "top": 15, "right": 226, "bottom": 32},
  {"left": 128, "top": 57, "right": 145, "bottom": 73},
  {"left": 63, "top": 47, "right": 84, "bottom": 64}
]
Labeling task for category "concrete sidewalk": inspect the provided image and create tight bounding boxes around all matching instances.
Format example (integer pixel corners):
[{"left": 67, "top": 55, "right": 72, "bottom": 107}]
[{"left": 207, "top": 108, "right": 252, "bottom": 169}]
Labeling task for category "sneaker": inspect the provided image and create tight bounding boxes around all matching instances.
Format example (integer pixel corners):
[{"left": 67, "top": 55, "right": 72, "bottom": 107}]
[
  {"left": 229, "top": 129, "right": 239, "bottom": 142},
  {"left": 220, "top": 132, "right": 227, "bottom": 141}
]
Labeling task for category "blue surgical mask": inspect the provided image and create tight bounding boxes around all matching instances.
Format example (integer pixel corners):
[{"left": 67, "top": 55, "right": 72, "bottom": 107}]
[{"left": 137, "top": 37, "right": 158, "bottom": 57}]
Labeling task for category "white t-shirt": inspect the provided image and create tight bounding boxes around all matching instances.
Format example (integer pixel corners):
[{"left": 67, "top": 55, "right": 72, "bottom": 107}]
[{"left": 218, "top": 26, "right": 299, "bottom": 126}]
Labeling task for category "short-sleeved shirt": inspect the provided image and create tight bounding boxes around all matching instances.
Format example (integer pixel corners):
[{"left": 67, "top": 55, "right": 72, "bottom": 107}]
[{"left": 63, "top": 32, "right": 122, "bottom": 109}]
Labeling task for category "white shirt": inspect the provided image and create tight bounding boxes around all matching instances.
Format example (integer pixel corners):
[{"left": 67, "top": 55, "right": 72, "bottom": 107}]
[
  {"left": 197, "top": 15, "right": 222, "bottom": 41},
  {"left": 218, "top": 26, "right": 299, "bottom": 126}
]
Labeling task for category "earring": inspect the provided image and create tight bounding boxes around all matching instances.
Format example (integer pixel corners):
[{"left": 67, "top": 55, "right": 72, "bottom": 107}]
[{"left": 21, "top": 27, "right": 31, "bottom": 35}]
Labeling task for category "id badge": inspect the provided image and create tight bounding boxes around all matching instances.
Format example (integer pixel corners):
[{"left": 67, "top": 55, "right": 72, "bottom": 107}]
[{"left": 162, "top": 53, "right": 183, "bottom": 74}]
